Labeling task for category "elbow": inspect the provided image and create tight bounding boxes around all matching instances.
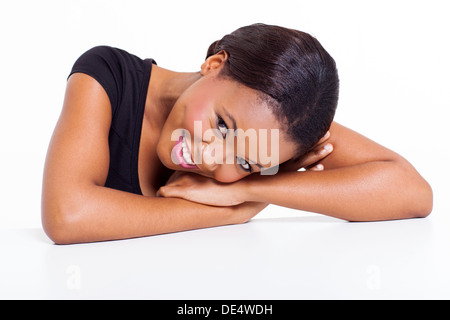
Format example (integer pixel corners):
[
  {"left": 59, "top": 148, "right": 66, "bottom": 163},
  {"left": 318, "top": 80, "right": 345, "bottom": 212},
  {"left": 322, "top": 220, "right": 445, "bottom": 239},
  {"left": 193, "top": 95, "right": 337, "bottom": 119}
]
[
  {"left": 392, "top": 159, "right": 433, "bottom": 220},
  {"left": 360, "top": 164, "right": 433, "bottom": 222},
  {"left": 42, "top": 211, "right": 75, "bottom": 245},
  {"left": 399, "top": 166, "right": 433, "bottom": 220},
  {"left": 43, "top": 226, "right": 69, "bottom": 245},
  {"left": 42, "top": 200, "right": 80, "bottom": 245},
  {"left": 412, "top": 179, "right": 433, "bottom": 219}
]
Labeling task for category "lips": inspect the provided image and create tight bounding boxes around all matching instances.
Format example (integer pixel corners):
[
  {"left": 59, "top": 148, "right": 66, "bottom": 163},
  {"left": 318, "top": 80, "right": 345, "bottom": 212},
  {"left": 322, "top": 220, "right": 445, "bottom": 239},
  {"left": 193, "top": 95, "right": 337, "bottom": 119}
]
[{"left": 171, "top": 134, "right": 198, "bottom": 169}]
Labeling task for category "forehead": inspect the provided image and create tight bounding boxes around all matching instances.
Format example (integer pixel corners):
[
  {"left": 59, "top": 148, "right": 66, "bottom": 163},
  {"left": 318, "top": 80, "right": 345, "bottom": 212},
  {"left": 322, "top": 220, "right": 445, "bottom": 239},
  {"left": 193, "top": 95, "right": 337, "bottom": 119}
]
[{"left": 216, "top": 78, "right": 272, "bottom": 126}]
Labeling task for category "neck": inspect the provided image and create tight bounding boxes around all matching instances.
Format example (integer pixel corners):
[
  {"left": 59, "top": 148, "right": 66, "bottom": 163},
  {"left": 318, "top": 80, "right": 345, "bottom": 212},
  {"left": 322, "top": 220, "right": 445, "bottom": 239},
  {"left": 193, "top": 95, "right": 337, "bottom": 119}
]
[{"left": 147, "top": 65, "right": 201, "bottom": 121}]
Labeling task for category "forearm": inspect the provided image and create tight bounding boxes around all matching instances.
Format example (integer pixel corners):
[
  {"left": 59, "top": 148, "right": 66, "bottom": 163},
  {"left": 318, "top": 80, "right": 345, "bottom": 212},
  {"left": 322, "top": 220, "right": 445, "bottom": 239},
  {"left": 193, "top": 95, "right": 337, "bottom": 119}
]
[
  {"left": 43, "top": 184, "right": 246, "bottom": 244},
  {"left": 244, "top": 160, "right": 432, "bottom": 221}
]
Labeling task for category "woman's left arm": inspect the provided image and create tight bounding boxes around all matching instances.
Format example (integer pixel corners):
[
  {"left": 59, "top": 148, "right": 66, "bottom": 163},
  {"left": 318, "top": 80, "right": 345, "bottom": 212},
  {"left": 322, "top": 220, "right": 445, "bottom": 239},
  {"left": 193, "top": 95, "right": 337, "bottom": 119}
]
[
  {"left": 247, "top": 121, "right": 433, "bottom": 221},
  {"left": 159, "top": 122, "right": 433, "bottom": 222}
]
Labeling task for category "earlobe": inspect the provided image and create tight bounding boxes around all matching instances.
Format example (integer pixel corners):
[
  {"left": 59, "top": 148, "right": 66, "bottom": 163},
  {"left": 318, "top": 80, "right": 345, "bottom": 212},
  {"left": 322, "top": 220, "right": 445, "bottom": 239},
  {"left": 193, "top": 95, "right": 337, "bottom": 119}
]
[{"left": 200, "top": 50, "right": 228, "bottom": 76}]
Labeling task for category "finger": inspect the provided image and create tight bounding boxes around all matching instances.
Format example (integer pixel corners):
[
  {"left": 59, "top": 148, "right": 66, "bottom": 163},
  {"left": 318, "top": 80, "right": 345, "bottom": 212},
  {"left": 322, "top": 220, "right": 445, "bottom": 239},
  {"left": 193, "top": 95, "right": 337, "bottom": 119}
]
[
  {"left": 307, "top": 163, "right": 324, "bottom": 171},
  {"left": 279, "top": 136, "right": 332, "bottom": 172},
  {"left": 157, "top": 186, "right": 185, "bottom": 199},
  {"left": 316, "top": 131, "right": 331, "bottom": 145},
  {"left": 156, "top": 186, "right": 166, "bottom": 197},
  {"left": 298, "top": 142, "right": 333, "bottom": 169}
]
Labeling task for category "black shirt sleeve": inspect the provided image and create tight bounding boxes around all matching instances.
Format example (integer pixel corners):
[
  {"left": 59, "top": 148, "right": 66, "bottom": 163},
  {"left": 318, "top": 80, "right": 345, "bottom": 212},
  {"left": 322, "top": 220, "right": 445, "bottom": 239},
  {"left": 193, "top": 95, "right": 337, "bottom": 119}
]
[{"left": 68, "top": 46, "right": 155, "bottom": 195}]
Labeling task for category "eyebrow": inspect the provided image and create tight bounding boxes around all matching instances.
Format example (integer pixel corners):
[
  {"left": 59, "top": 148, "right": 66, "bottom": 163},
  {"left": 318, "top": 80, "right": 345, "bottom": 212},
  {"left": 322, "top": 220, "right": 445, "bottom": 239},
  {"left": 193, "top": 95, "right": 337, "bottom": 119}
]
[
  {"left": 221, "top": 106, "right": 268, "bottom": 170},
  {"left": 221, "top": 106, "right": 237, "bottom": 130}
]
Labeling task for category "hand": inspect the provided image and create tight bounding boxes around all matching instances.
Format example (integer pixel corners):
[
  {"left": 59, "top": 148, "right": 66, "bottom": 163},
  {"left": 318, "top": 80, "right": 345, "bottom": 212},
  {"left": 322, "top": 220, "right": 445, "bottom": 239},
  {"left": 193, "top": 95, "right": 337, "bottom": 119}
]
[
  {"left": 232, "top": 201, "right": 269, "bottom": 224},
  {"left": 157, "top": 171, "right": 268, "bottom": 223},
  {"left": 157, "top": 171, "right": 246, "bottom": 206},
  {"left": 280, "top": 131, "right": 333, "bottom": 172},
  {"left": 157, "top": 131, "right": 333, "bottom": 206}
]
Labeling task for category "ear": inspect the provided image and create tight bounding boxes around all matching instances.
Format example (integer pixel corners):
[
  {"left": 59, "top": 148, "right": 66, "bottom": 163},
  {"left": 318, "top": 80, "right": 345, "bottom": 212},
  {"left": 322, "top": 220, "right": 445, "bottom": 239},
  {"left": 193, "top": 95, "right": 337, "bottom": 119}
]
[{"left": 200, "top": 50, "right": 228, "bottom": 76}]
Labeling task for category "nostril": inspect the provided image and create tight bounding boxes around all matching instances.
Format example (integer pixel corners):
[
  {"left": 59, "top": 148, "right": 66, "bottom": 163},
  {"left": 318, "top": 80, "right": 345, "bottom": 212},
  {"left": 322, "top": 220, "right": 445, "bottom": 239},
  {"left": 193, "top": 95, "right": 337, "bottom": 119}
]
[{"left": 193, "top": 141, "right": 207, "bottom": 164}]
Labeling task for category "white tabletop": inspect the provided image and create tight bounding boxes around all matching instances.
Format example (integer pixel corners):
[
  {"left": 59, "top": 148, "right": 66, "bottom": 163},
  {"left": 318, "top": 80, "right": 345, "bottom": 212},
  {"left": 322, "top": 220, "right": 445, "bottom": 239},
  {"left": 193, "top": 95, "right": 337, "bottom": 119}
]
[{"left": 1, "top": 206, "right": 449, "bottom": 300}]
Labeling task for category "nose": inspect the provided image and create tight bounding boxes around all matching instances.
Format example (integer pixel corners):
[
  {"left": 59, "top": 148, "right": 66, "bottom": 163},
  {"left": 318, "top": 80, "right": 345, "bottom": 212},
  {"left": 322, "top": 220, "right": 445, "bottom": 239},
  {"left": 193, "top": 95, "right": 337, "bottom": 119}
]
[
  {"left": 200, "top": 141, "right": 220, "bottom": 172},
  {"left": 199, "top": 139, "right": 232, "bottom": 173}
]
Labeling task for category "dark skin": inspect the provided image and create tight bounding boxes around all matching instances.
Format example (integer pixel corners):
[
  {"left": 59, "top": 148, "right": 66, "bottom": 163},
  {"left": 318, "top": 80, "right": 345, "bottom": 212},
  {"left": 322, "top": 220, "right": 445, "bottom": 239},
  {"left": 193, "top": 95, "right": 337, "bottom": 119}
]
[{"left": 41, "top": 51, "right": 432, "bottom": 244}]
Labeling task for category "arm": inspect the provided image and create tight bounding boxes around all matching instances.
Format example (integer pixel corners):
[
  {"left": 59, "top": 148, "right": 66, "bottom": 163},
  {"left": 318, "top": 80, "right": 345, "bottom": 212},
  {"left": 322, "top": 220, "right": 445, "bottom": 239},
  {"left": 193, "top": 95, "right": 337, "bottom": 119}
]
[
  {"left": 159, "top": 122, "right": 433, "bottom": 222},
  {"left": 45, "top": 183, "right": 265, "bottom": 244},
  {"left": 244, "top": 122, "right": 433, "bottom": 221},
  {"left": 42, "top": 74, "right": 264, "bottom": 244}
]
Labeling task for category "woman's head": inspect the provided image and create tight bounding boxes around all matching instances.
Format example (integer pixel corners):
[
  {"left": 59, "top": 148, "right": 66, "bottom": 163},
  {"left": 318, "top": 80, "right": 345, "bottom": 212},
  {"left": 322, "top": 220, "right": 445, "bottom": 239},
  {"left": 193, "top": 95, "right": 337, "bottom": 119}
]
[
  {"left": 157, "top": 23, "right": 339, "bottom": 182},
  {"left": 206, "top": 23, "right": 339, "bottom": 158}
]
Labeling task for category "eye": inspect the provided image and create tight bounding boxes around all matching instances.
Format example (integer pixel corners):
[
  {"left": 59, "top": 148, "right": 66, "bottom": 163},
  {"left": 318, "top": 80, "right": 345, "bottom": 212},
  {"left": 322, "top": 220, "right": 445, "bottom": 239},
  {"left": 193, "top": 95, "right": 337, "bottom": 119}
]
[
  {"left": 217, "top": 116, "right": 228, "bottom": 138},
  {"left": 237, "top": 156, "right": 252, "bottom": 173}
]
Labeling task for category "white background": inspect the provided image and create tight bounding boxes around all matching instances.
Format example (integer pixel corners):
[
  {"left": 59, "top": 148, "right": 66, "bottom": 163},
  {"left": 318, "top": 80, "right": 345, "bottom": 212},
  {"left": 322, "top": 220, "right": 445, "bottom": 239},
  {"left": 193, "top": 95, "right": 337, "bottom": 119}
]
[{"left": 0, "top": 0, "right": 449, "bottom": 299}]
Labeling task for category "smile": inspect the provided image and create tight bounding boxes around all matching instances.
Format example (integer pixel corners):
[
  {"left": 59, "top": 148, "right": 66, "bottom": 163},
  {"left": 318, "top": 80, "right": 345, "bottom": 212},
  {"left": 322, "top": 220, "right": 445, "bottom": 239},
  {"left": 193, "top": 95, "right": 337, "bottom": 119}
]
[
  {"left": 181, "top": 134, "right": 196, "bottom": 165},
  {"left": 172, "top": 133, "right": 198, "bottom": 169}
]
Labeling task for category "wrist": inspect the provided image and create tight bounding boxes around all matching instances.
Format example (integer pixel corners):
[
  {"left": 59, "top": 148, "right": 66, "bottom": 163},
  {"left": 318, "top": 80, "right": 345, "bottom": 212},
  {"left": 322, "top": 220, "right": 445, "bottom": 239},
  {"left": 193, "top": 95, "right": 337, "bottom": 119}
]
[{"left": 237, "top": 174, "right": 261, "bottom": 202}]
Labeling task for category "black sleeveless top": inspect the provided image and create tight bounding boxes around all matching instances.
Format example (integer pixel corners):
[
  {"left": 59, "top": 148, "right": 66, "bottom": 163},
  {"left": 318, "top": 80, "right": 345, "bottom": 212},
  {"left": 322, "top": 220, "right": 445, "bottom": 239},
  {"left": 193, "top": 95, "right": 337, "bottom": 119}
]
[{"left": 69, "top": 46, "right": 156, "bottom": 195}]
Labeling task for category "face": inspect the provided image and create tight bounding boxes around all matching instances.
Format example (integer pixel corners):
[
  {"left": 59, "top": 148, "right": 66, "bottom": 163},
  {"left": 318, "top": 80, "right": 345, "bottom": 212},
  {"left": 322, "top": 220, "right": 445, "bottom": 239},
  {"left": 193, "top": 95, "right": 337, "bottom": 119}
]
[{"left": 156, "top": 53, "right": 297, "bottom": 183}]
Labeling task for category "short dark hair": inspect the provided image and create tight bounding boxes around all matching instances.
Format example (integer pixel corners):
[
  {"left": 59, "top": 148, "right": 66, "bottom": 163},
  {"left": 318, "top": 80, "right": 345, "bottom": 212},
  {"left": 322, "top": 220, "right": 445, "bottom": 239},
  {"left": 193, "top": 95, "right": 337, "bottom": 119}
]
[{"left": 206, "top": 23, "right": 339, "bottom": 158}]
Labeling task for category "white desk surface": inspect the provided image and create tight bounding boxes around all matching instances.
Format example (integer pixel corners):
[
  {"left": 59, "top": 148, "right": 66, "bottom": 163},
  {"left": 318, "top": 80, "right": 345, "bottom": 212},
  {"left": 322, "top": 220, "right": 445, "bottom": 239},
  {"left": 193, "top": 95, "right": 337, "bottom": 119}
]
[{"left": 1, "top": 207, "right": 449, "bottom": 300}]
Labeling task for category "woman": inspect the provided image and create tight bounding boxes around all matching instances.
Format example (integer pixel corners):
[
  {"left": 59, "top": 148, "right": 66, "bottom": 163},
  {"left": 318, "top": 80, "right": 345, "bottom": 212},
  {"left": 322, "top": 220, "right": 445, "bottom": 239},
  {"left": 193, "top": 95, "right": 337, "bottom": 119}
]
[{"left": 42, "top": 23, "right": 432, "bottom": 244}]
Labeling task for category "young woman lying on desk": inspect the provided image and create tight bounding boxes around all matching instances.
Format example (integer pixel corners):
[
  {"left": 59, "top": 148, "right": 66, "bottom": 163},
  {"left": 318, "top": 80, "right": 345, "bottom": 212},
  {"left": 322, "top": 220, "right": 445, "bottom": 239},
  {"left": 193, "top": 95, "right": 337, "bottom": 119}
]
[{"left": 41, "top": 23, "right": 432, "bottom": 244}]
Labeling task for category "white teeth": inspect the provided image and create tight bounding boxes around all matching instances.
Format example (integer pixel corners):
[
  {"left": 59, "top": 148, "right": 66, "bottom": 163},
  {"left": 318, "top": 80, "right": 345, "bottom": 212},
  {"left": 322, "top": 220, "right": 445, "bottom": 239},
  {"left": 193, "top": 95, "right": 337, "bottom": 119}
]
[{"left": 181, "top": 136, "right": 195, "bottom": 165}]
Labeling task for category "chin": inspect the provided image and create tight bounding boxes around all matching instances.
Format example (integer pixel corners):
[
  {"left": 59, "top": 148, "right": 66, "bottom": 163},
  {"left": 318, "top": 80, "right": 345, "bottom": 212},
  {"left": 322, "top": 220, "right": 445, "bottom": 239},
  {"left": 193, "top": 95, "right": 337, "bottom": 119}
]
[{"left": 210, "top": 173, "right": 244, "bottom": 184}]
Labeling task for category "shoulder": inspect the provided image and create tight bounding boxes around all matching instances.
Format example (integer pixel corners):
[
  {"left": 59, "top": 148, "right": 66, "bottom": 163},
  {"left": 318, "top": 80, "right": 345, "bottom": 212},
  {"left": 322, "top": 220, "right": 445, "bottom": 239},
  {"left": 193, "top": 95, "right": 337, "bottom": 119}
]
[
  {"left": 68, "top": 46, "right": 155, "bottom": 115},
  {"left": 76, "top": 45, "right": 117, "bottom": 57},
  {"left": 68, "top": 46, "right": 137, "bottom": 111},
  {"left": 72, "top": 45, "right": 131, "bottom": 62},
  {"left": 71, "top": 45, "right": 151, "bottom": 70},
  {"left": 69, "top": 45, "right": 154, "bottom": 82},
  {"left": 69, "top": 45, "right": 133, "bottom": 80}
]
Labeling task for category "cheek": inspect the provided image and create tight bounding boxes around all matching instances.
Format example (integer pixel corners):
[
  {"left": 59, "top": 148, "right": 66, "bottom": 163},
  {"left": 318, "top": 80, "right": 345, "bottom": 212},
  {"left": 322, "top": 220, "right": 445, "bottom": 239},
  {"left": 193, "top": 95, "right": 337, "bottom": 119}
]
[
  {"left": 183, "top": 96, "right": 215, "bottom": 139},
  {"left": 184, "top": 105, "right": 209, "bottom": 135},
  {"left": 180, "top": 78, "right": 223, "bottom": 135}
]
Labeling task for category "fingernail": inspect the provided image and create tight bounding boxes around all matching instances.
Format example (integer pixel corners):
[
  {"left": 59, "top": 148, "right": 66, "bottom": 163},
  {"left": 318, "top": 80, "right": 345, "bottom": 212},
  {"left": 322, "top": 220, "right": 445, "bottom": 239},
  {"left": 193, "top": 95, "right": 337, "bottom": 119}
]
[
  {"left": 313, "top": 164, "right": 324, "bottom": 171},
  {"left": 324, "top": 144, "right": 333, "bottom": 152}
]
